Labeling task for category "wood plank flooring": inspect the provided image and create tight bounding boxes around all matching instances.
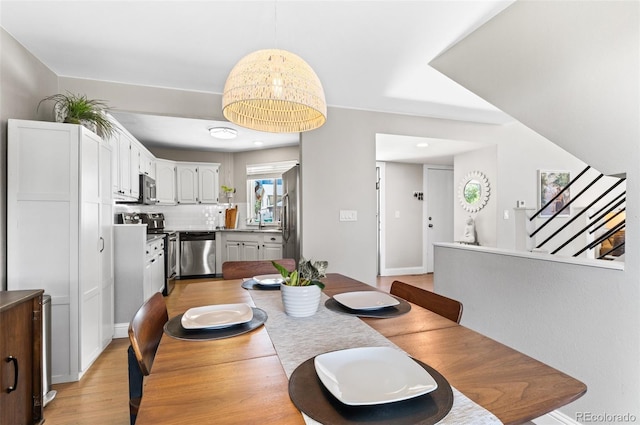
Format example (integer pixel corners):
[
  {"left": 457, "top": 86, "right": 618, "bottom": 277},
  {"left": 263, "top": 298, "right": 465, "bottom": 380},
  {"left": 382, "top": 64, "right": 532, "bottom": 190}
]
[{"left": 42, "top": 274, "right": 433, "bottom": 424}]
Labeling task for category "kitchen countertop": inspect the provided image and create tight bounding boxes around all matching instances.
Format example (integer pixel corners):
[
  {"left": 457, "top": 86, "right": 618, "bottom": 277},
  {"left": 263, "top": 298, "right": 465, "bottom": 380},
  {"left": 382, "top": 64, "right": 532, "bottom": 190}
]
[{"left": 165, "top": 227, "right": 281, "bottom": 234}]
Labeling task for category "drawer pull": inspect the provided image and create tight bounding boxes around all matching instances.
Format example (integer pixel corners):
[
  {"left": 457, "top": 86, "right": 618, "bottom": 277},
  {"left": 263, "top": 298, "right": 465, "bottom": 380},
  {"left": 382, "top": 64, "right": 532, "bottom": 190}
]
[{"left": 6, "top": 356, "right": 18, "bottom": 393}]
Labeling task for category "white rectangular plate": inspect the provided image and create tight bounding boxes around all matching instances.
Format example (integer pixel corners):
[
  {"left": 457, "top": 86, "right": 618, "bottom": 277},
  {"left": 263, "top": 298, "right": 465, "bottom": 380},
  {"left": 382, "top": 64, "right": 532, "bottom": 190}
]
[
  {"left": 314, "top": 347, "right": 437, "bottom": 406},
  {"left": 333, "top": 291, "right": 400, "bottom": 310},
  {"left": 181, "top": 303, "right": 253, "bottom": 330},
  {"left": 253, "top": 274, "right": 285, "bottom": 286}
]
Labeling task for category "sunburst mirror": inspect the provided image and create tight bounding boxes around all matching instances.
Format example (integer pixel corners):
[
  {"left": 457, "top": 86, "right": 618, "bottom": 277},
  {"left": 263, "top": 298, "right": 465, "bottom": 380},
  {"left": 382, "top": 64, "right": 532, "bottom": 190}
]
[{"left": 458, "top": 171, "right": 490, "bottom": 213}]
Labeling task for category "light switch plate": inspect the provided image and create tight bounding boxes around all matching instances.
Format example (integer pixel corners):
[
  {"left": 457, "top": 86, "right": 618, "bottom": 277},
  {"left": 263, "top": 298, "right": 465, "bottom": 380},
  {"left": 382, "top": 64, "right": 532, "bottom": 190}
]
[{"left": 339, "top": 210, "right": 358, "bottom": 221}]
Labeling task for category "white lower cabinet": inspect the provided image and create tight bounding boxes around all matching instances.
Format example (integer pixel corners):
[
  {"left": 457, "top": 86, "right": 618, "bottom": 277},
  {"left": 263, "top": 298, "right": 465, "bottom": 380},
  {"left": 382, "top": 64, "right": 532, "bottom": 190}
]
[
  {"left": 222, "top": 232, "right": 283, "bottom": 263},
  {"left": 114, "top": 226, "right": 165, "bottom": 335},
  {"left": 7, "top": 119, "right": 113, "bottom": 383}
]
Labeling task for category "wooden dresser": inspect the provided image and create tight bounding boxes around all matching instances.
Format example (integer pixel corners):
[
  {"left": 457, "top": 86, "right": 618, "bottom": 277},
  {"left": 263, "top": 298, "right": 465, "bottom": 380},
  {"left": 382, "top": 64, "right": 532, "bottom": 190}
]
[{"left": 0, "top": 290, "right": 44, "bottom": 425}]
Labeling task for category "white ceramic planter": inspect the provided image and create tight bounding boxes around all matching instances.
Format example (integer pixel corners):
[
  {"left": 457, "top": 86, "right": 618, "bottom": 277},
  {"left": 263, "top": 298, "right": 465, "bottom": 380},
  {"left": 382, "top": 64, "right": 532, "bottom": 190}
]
[{"left": 281, "top": 283, "right": 322, "bottom": 317}]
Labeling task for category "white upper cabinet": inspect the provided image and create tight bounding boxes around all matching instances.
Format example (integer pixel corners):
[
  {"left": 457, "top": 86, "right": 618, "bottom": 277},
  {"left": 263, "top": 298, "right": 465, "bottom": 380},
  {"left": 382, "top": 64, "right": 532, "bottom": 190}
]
[
  {"left": 176, "top": 164, "right": 199, "bottom": 204},
  {"left": 176, "top": 163, "right": 220, "bottom": 204},
  {"left": 199, "top": 164, "right": 220, "bottom": 204},
  {"left": 156, "top": 159, "right": 177, "bottom": 205}
]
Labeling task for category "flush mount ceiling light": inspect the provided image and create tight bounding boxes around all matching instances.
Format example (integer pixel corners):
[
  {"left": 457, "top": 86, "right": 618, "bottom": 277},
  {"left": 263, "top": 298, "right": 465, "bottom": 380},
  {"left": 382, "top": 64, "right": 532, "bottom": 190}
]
[
  {"left": 222, "top": 49, "right": 327, "bottom": 133},
  {"left": 209, "top": 127, "right": 238, "bottom": 140},
  {"left": 416, "top": 143, "right": 430, "bottom": 148}
]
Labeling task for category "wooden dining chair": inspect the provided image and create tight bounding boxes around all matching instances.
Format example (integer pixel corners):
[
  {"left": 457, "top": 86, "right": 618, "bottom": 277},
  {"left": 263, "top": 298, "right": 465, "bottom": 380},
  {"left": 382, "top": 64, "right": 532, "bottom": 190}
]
[
  {"left": 127, "top": 292, "right": 168, "bottom": 424},
  {"left": 222, "top": 258, "right": 296, "bottom": 279},
  {"left": 390, "top": 280, "right": 463, "bottom": 323}
]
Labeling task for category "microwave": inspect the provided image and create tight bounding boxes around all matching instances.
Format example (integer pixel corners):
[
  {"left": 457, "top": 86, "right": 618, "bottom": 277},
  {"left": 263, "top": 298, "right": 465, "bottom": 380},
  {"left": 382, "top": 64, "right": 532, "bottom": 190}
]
[{"left": 139, "top": 174, "right": 157, "bottom": 205}]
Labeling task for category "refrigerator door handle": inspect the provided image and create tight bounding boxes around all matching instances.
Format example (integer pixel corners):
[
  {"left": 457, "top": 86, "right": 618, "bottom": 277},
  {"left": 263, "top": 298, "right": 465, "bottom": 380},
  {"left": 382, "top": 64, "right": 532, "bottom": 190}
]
[{"left": 282, "top": 193, "right": 290, "bottom": 242}]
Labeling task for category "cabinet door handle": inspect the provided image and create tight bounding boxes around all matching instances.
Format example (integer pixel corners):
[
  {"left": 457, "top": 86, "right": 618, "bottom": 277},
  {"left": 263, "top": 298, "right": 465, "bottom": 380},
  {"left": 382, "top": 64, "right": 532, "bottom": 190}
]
[
  {"left": 99, "top": 237, "right": 105, "bottom": 253},
  {"left": 6, "top": 356, "right": 18, "bottom": 393}
]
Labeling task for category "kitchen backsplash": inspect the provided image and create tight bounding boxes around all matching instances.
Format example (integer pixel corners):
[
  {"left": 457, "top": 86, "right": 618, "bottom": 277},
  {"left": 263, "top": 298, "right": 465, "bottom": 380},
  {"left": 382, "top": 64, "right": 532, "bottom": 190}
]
[{"left": 114, "top": 202, "right": 249, "bottom": 229}]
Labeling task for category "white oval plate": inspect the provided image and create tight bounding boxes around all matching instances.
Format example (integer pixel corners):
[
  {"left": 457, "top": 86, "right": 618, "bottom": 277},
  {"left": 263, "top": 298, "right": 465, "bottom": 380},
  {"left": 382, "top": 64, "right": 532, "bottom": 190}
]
[
  {"left": 333, "top": 291, "right": 400, "bottom": 310},
  {"left": 253, "top": 274, "right": 285, "bottom": 286},
  {"left": 314, "top": 347, "right": 437, "bottom": 406},
  {"left": 181, "top": 303, "right": 253, "bottom": 330}
]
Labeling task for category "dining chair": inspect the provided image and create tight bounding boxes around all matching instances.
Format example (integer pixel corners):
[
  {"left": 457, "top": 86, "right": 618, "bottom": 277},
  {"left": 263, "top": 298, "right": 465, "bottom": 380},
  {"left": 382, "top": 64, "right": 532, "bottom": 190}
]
[
  {"left": 222, "top": 258, "right": 296, "bottom": 279},
  {"left": 128, "top": 292, "right": 168, "bottom": 424},
  {"left": 389, "top": 280, "right": 463, "bottom": 323}
]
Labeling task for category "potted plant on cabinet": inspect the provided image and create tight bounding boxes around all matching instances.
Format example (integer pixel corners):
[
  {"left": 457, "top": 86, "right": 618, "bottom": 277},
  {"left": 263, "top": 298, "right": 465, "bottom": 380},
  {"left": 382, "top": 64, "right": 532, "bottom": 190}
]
[
  {"left": 37, "top": 92, "right": 117, "bottom": 138},
  {"left": 273, "top": 259, "right": 327, "bottom": 317},
  {"left": 221, "top": 185, "right": 236, "bottom": 204}
]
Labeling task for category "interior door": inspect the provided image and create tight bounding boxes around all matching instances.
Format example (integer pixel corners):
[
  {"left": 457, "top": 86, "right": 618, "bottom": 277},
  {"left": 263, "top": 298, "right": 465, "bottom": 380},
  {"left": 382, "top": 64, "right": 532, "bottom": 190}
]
[{"left": 425, "top": 168, "right": 454, "bottom": 272}]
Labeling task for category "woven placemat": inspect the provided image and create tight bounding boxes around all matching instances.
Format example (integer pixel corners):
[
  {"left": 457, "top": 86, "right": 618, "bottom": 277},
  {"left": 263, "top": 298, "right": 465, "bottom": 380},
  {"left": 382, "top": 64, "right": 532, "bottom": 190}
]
[
  {"left": 324, "top": 296, "right": 411, "bottom": 318},
  {"left": 289, "top": 356, "right": 453, "bottom": 425},
  {"left": 163, "top": 307, "right": 267, "bottom": 341}
]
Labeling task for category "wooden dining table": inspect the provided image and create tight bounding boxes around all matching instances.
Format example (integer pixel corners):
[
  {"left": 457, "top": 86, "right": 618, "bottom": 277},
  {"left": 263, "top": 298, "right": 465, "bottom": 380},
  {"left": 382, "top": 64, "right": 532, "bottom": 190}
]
[{"left": 134, "top": 273, "right": 586, "bottom": 425}]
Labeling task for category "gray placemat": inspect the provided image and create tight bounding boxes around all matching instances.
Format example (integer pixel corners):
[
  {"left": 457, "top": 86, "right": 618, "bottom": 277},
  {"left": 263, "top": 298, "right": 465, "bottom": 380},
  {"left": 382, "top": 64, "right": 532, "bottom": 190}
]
[
  {"left": 249, "top": 289, "right": 503, "bottom": 425},
  {"left": 163, "top": 307, "right": 267, "bottom": 341},
  {"left": 289, "top": 356, "right": 453, "bottom": 425}
]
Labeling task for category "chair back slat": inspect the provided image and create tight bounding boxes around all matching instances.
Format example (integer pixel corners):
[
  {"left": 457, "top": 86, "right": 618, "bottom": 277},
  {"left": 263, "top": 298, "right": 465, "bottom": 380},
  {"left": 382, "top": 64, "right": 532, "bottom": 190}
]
[
  {"left": 390, "top": 280, "right": 463, "bottom": 323},
  {"left": 128, "top": 292, "right": 168, "bottom": 376},
  {"left": 222, "top": 259, "right": 296, "bottom": 280}
]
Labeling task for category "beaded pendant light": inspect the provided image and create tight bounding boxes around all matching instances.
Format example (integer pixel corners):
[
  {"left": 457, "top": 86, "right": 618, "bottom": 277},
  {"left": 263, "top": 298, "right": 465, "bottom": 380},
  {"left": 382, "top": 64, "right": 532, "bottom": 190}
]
[{"left": 222, "top": 48, "right": 327, "bottom": 133}]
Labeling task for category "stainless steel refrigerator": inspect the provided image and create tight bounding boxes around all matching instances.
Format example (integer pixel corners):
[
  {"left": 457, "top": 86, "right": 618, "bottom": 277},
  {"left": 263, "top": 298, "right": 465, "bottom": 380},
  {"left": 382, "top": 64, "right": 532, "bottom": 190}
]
[{"left": 282, "top": 164, "right": 301, "bottom": 264}]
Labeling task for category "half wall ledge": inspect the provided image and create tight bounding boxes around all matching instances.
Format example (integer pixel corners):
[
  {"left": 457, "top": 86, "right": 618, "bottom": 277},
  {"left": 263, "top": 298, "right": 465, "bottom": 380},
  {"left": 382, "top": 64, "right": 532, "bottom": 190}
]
[{"left": 434, "top": 242, "right": 625, "bottom": 271}]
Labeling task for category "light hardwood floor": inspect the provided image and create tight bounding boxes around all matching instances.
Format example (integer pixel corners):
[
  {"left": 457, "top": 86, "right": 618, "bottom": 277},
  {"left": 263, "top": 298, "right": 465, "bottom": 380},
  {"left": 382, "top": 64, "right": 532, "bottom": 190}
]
[{"left": 42, "top": 274, "right": 434, "bottom": 424}]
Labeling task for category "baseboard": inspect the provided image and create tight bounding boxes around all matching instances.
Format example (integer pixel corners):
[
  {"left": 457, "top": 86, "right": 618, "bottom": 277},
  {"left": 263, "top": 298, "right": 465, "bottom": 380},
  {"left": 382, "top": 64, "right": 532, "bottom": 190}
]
[
  {"left": 379, "top": 266, "right": 425, "bottom": 276},
  {"left": 114, "top": 322, "right": 129, "bottom": 339},
  {"left": 533, "top": 411, "right": 580, "bottom": 425}
]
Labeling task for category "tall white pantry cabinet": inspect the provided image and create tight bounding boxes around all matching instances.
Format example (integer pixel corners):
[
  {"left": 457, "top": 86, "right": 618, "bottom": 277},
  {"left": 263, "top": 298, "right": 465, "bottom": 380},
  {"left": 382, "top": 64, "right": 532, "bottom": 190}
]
[{"left": 7, "top": 119, "right": 114, "bottom": 384}]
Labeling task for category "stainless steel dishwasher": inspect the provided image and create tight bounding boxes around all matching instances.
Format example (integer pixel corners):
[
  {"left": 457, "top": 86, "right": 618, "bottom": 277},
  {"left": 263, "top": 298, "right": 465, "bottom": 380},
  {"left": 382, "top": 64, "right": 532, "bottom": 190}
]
[{"left": 180, "top": 231, "right": 216, "bottom": 277}]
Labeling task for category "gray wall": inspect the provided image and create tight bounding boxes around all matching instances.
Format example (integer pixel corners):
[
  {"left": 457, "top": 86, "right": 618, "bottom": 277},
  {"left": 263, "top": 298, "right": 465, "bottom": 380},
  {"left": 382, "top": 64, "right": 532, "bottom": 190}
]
[
  {"left": 435, "top": 244, "right": 637, "bottom": 421},
  {"left": 1, "top": 28, "right": 58, "bottom": 290}
]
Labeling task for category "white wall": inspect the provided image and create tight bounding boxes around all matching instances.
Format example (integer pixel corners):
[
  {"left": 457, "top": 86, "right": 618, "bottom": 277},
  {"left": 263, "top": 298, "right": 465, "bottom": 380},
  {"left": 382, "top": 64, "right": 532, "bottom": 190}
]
[
  {"left": 431, "top": 0, "right": 640, "bottom": 177},
  {"left": 434, "top": 244, "right": 638, "bottom": 421},
  {"left": 453, "top": 146, "right": 497, "bottom": 246}
]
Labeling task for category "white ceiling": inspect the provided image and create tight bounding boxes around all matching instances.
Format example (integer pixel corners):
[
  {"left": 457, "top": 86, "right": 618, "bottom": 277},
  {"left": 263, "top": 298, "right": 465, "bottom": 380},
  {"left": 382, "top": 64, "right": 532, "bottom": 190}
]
[{"left": 1, "top": 0, "right": 515, "bottom": 162}]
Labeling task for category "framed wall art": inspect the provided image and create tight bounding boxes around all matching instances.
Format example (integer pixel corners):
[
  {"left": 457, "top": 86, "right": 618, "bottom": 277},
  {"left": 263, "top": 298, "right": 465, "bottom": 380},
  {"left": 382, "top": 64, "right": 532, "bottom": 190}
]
[{"left": 538, "top": 170, "right": 571, "bottom": 218}]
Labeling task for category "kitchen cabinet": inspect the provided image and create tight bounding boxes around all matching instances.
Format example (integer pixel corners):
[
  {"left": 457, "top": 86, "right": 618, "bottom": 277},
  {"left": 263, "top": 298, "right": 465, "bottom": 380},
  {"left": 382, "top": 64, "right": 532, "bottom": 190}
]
[
  {"left": 114, "top": 227, "right": 165, "bottom": 335},
  {"left": 0, "top": 290, "right": 44, "bottom": 425},
  {"left": 107, "top": 115, "right": 145, "bottom": 201},
  {"left": 138, "top": 145, "right": 155, "bottom": 179},
  {"left": 176, "top": 163, "right": 220, "bottom": 204},
  {"left": 7, "top": 119, "right": 113, "bottom": 384},
  {"left": 221, "top": 232, "right": 283, "bottom": 263},
  {"left": 156, "top": 159, "right": 177, "bottom": 205}
]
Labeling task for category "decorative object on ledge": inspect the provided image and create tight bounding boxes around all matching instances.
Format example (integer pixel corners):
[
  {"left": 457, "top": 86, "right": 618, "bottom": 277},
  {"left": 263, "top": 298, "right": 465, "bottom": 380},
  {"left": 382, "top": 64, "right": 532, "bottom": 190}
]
[
  {"left": 538, "top": 170, "right": 571, "bottom": 218},
  {"left": 37, "top": 92, "right": 116, "bottom": 138},
  {"left": 222, "top": 49, "right": 327, "bottom": 133},
  {"left": 458, "top": 171, "right": 490, "bottom": 213},
  {"left": 461, "top": 216, "right": 477, "bottom": 244}
]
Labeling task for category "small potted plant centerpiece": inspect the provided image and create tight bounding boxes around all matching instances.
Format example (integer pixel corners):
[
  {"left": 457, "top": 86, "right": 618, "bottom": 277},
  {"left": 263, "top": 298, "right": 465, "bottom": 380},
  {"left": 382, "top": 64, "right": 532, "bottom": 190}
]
[
  {"left": 273, "top": 259, "right": 327, "bottom": 317},
  {"left": 38, "top": 92, "right": 117, "bottom": 138}
]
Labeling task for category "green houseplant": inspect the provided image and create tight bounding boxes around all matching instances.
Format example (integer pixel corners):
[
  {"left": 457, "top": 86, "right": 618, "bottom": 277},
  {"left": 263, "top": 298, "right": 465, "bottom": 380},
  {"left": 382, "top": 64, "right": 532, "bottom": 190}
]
[
  {"left": 273, "top": 258, "right": 328, "bottom": 317},
  {"left": 272, "top": 258, "right": 327, "bottom": 289},
  {"left": 38, "top": 92, "right": 117, "bottom": 138}
]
